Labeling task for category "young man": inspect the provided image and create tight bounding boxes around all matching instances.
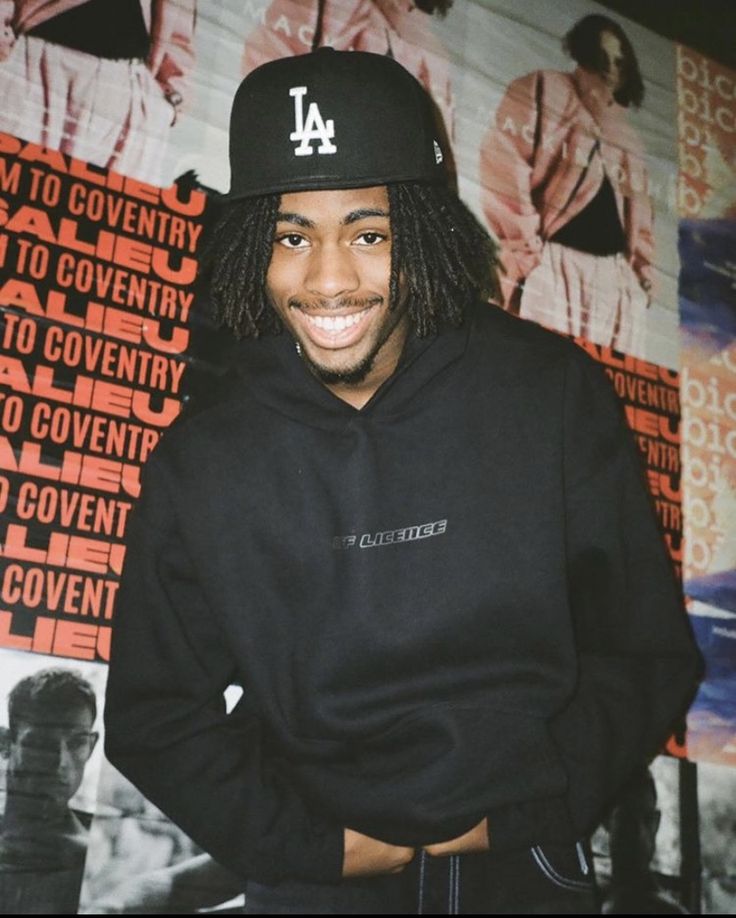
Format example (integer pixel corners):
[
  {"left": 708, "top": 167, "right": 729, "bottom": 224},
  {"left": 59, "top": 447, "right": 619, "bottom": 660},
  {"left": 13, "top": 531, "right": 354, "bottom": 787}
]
[
  {"left": 1, "top": 668, "right": 99, "bottom": 914},
  {"left": 105, "top": 48, "right": 700, "bottom": 914}
]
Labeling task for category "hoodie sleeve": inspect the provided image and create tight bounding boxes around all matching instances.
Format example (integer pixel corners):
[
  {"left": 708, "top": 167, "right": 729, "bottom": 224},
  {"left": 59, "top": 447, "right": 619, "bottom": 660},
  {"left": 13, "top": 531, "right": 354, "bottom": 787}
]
[
  {"left": 104, "top": 452, "right": 345, "bottom": 886},
  {"left": 484, "top": 349, "right": 701, "bottom": 852}
]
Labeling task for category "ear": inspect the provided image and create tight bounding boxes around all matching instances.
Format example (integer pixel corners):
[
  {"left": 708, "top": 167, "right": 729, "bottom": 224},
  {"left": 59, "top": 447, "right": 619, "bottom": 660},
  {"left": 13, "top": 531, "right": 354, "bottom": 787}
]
[{"left": 87, "top": 731, "right": 100, "bottom": 759}]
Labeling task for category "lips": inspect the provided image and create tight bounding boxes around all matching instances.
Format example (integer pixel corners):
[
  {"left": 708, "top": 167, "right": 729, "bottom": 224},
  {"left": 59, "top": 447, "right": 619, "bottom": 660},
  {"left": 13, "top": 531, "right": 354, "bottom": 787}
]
[{"left": 294, "top": 304, "right": 376, "bottom": 350}]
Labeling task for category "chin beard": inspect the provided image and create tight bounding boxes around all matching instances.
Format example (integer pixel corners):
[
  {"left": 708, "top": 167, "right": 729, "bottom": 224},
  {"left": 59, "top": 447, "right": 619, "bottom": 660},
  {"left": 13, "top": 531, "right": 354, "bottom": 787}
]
[
  {"left": 306, "top": 350, "right": 378, "bottom": 387},
  {"left": 290, "top": 293, "right": 408, "bottom": 388}
]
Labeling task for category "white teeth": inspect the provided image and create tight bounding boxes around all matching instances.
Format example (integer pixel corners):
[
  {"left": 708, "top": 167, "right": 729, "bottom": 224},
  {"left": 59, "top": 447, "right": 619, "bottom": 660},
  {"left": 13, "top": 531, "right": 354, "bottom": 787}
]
[{"left": 305, "top": 309, "right": 369, "bottom": 332}]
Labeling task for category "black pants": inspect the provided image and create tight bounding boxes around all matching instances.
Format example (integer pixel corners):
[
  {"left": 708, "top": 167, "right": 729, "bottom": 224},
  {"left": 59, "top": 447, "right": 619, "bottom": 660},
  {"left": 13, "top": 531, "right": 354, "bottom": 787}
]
[{"left": 244, "top": 842, "right": 600, "bottom": 914}]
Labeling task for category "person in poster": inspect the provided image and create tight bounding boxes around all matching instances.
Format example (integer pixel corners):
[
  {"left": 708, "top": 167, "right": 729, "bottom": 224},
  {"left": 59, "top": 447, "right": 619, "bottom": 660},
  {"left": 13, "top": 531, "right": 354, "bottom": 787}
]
[
  {"left": 105, "top": 48, "right": 699, "bottom": 914},
  {"left": 0, "top": 668, "right": 99, "bottom": 915},
  {"left": 479, "top": 13, "right": 653, "bottom": 356},
  {"left": 0, "top": 0, "right": 196, "bottom": 184}
]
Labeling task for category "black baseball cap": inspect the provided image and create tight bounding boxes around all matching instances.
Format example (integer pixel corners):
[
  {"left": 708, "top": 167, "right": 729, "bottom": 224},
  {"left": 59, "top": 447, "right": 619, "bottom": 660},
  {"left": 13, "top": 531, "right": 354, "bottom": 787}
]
[{"left": 225, "top": 47, "right": 449, "bottom": 200}]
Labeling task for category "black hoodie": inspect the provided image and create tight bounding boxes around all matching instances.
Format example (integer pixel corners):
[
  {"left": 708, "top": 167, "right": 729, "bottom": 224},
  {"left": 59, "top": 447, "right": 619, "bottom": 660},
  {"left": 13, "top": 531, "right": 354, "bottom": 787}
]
[{"left": 104, "top": 302, "right": 700, "bottom": 885}]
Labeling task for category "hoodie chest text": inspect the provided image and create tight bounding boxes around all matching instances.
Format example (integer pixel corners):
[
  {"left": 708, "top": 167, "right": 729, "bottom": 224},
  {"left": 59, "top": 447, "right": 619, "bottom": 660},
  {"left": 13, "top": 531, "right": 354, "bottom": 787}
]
[{"left": 332, "top": 517, "right": 448, "bottom": 551}]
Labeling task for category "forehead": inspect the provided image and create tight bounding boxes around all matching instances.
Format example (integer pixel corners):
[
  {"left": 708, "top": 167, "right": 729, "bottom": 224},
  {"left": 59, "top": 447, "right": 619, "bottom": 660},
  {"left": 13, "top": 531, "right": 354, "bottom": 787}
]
[
  {"left": 15, "top": 703, "right": 95, "bottom": 733},
  {"left": 276, "top": 185, "right": 390, "bottom": 225},
  {"left": 599, "top": 30, "right": 623, "bottom": 55}
]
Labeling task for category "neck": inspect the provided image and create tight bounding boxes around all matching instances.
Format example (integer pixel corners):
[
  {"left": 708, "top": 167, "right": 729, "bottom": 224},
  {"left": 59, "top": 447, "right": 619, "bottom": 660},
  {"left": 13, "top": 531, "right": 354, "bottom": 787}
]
[
  {"left": 324, "top": 370, "right": 391, "bottom": 411},
  {"left": 4, "top": 788, "right": 69, "bottom": 824},
  {"left": 323, "top": 322, "right": 411, "bottom": 410},
  {"left": 573, "top": 66, "right": 616, "bottom": 116}
]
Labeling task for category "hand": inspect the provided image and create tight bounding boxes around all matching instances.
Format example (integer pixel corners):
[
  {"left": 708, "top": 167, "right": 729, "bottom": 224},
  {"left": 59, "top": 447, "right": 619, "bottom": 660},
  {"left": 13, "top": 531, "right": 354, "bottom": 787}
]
[
  {"left": 342, "top": 828, "right": 415, "bottom": 878},
  {"left": 639, "top": 277, "right": 653, "bottom": 307},
  {"left": 0, "top": 20, "right": 15, "bottom": 62},
  {"left": 163, "top": 86, "right": 184, "bottom": 126},
  {"left": 80, "top": 872, "right": 174, "bottom": 914},
  {"left": 423, "top": 818, "right": 490, "bottom": 857}
]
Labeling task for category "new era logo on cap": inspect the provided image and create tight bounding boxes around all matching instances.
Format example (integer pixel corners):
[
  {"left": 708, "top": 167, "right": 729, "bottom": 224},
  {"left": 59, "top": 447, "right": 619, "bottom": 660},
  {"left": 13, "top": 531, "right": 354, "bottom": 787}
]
[{"left": 289, "top": 86, "right": 337, "bottom": 156}]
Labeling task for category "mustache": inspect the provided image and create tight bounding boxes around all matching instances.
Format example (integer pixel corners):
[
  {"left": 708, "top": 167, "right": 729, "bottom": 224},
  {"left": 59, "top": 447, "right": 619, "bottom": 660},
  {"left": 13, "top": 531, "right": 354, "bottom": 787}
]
[{"left": 288, "top": 294, "right": 384, "bottom": 313}]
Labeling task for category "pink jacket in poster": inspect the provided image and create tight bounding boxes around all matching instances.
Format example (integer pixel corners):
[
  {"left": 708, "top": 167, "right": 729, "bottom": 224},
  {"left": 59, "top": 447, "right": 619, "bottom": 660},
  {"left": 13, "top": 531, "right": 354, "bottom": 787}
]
[
  {"left": 1, "top": 0, "right": 196, "bottom": 102},
  {"left": 480, "top": 66, "right": 653, "bottom": 309}
]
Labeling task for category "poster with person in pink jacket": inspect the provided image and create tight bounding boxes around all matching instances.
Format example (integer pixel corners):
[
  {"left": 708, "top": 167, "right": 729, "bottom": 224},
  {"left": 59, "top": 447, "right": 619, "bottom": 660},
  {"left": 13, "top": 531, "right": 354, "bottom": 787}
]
[
  {"left": 0, "top": 0, "right": 196, "bottom": 185},
  {"left": 480, "top": 13, "right": 654, "bottom": 357}
]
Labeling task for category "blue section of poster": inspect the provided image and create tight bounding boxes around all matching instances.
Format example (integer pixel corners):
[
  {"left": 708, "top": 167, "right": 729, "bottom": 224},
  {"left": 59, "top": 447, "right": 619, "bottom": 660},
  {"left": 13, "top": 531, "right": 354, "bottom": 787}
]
[{"left": 680, "top": 216, "right": 736, "bottom": 767}]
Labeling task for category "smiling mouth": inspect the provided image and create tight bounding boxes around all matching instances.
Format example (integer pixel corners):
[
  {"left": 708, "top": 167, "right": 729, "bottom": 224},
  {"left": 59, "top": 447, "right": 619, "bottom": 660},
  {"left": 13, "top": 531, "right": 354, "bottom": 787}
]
[{"left": 303, "top": 307, "right": 373, "bottom": 333}]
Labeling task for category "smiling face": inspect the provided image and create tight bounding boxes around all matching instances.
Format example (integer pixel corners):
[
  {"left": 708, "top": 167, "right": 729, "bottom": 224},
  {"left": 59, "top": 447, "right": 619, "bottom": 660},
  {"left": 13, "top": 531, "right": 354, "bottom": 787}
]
[{"left": 266, "top": 185, "right": 410, "bottom": 407}]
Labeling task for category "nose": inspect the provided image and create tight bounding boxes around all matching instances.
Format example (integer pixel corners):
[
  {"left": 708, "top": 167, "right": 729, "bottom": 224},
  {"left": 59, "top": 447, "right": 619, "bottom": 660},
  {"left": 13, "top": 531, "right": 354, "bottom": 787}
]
[
  {"left": 36, "top": 738, "right": 68, "bottom": 776},
  {"left": 57, "top": 737, "right": 76, "bottom": 774},
  {"left": 304, "top": 242, "right": 360, "bottom": 301}
]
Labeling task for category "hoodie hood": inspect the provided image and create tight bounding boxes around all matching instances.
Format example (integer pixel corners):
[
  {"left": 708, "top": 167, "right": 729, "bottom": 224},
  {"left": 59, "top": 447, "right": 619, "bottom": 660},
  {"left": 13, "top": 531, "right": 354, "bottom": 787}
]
[{"left": 227, "top": 310, "right": 472, "bottom": 429}]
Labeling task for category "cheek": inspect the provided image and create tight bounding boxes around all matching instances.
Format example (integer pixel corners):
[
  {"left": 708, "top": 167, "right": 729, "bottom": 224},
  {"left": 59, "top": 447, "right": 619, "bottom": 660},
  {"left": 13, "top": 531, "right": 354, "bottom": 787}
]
[
  {"left": 265, "top": 255, "right": 298, "bottom": 304},
  {"left": 69, "top": 761, "right": 87, "bottom": 785},
  {"left": 362, "top": 255, "right": 393, "bottom": 296},
  {"left": 266, "top": 249, "right": 307, "bottom": 297}
]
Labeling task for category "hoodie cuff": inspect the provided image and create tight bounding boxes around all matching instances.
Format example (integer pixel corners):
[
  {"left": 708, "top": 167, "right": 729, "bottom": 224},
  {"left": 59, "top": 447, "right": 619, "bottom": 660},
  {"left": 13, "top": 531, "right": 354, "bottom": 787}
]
[{"left": 252, "top": 821, "right": 345, "bottom": 886}]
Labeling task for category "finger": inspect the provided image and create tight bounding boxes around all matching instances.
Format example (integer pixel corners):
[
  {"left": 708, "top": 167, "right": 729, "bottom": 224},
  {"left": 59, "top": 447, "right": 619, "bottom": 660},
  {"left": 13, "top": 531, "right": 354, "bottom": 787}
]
[{"left": 423, "top": 844, "right": 445, "bottom": 857}]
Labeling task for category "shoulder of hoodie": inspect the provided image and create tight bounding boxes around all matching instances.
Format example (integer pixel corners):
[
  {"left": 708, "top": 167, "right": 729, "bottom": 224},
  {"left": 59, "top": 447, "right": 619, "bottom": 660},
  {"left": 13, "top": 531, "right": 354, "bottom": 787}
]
[
  {"left": 470, "top": 301, "right": 604, "bottom": 383},
  {"left": 469, "top": 304, "right": 624, "bottom": 428},
  {"left": 140, "top": 352, "right": 268, "bottom": 476}
]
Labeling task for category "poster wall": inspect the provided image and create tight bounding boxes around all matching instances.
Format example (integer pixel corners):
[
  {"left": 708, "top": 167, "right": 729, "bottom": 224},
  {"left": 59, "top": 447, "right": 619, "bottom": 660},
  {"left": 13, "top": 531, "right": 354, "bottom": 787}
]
[
  {"left": 0, "top": 142, "right": 206, "bottom": 663},
  {"left": 0, "top": 0, "right": 732, "bottom": 912},
  {"left": 677, "top": 43, "right": 736, "bottom": 815}
]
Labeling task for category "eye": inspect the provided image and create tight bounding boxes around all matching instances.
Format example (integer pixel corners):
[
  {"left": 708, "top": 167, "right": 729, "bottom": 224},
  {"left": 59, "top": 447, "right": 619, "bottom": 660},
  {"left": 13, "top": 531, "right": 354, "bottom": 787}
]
[
  {"left": 67, "top": 734, "right": 95, "bottom": 755},
  {"left": 276, "top": 233, "right": 309, "bottom": 249},
  {"left": 354, "top": 231, "right": 387, "bottom": 246}
]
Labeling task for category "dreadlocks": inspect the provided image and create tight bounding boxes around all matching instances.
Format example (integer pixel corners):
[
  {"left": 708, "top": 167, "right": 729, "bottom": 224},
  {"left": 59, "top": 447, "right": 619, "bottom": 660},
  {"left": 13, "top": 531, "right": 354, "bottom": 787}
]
[
  {"left": 207, "top": 182, "right": 501, "bottom": 339},
  {"left": 387, "top": 183, "right": 500, "bottom": 336},
  {"left": 207, "top": 193, "right": 280, "bottom": 338}
]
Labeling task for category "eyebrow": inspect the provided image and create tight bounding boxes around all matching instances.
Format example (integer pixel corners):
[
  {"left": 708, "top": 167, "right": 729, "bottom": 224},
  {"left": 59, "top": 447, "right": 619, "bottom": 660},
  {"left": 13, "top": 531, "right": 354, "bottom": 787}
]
[
  {"left": 275, "top": 212, "right": 315, "bottom": 229},
  {"left": 342, "top": 208, "right": 390, "bottom": 225},
  {"left": 274, "top": 208, "right": 390, "bottom": 229}
]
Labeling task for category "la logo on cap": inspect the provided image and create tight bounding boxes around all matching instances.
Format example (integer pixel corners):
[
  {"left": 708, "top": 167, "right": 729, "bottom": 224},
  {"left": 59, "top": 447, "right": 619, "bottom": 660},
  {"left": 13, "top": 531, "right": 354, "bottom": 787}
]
[{"left": 289, "top": 86, "right": 337, "bottom": 157}]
